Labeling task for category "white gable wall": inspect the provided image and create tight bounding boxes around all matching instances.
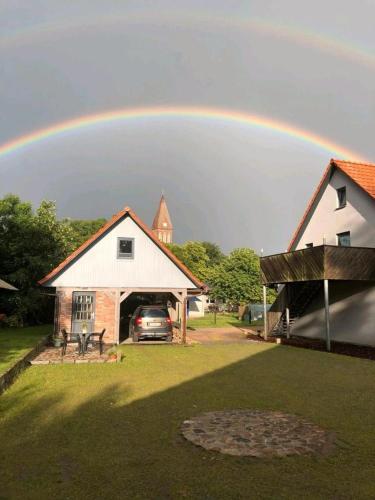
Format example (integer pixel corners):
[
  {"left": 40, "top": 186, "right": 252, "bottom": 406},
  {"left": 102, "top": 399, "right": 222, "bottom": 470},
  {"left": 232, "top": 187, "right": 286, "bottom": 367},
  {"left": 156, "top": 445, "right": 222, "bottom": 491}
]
[
  {"left": 293, "top": 170, "right": 375, "bottom": 250},
  {"left": 292, "top": 281, "right": 375, "bottom": 346},
  {"left": 45, "top": 216, "right": 196, "bottom": 288}
]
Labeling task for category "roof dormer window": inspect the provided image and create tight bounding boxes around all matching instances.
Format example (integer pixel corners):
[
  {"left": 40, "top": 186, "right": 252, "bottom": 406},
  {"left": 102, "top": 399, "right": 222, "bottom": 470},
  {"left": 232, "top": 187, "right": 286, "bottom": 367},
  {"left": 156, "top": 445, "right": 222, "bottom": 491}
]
[
  {"left": 117, "top": 237, "right": 134, "bottom": 259},
  {"left": 336, "top": 187, "right": 346, "bottom": 209}
]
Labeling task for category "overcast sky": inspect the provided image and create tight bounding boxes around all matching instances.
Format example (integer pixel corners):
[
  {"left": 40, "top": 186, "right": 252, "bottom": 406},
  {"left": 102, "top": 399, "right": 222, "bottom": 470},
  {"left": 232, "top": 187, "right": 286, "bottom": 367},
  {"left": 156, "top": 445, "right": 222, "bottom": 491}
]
[{"left": 1, "top": 0, "right": 374, "bottom": 254}]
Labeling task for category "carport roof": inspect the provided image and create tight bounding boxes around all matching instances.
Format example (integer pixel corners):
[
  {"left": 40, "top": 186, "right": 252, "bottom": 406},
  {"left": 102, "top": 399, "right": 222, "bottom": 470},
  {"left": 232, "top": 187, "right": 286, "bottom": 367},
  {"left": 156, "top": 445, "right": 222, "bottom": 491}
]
[{"left": 38, "top": 206, "right": 207, "bottom": 290}]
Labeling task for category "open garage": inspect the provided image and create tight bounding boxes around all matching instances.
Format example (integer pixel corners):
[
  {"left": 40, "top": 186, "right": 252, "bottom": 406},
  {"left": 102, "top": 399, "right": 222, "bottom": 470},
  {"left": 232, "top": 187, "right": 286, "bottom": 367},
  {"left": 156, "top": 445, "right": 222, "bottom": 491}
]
[{"left": 39, "top": 206, "right": 206, "bottom": 344}]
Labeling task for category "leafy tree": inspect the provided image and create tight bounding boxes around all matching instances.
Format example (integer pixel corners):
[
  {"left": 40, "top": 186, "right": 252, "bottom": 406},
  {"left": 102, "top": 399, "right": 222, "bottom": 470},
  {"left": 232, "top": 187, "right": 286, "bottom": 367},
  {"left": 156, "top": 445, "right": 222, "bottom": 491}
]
[
  {"left": 182, "top": 241, "right": 210, "bottom": 281},
  {"left": 166, "top": 243, "right": 186, "bottom": 265},
  {"left": 0, "top": 195, "right": 75, "bottom": 325},
  {"left": 166, "top": 241, "right": 210, "bottom": 282},
  {"left": 207, "top": 248, "right": 274, "bottom": 305},
  {"left": 63, "top": 218, "right": 106, "bottom": 250},
  {"left": 166, "top": 243, "right": 275, "bottom": 306},
  {"left": 200, "top": 241, "right": 225, "bottom": 266}
]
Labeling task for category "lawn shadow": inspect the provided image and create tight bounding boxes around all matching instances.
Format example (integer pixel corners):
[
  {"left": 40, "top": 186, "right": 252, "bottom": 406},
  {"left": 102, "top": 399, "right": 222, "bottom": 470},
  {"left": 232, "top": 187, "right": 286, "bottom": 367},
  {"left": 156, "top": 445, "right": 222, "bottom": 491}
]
[{"left": 1, "top": 345, "right": 375, "bottom": 499}]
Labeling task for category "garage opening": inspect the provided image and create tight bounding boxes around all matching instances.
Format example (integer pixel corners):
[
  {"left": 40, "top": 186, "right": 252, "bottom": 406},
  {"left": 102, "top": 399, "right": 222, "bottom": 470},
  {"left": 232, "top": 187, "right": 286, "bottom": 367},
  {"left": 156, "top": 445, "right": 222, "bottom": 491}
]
[{"left": 119, "top": 292, "right": 180, "bottom": 342}]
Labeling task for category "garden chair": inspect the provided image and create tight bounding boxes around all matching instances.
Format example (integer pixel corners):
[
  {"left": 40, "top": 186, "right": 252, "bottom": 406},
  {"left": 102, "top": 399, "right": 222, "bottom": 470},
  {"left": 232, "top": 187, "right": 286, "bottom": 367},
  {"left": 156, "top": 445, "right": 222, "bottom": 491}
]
[
  {"left": 61, "top": 328, "right": 81, "bottom": 356},
  {"left": 86, "top": 329, "right": 106, "bottom": 355}
]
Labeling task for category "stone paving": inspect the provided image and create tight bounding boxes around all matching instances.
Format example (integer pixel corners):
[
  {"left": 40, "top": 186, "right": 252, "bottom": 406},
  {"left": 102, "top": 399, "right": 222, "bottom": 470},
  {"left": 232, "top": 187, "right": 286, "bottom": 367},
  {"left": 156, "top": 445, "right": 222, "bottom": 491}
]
[
  {"left": 182, "top": 409, "right": 336, "bottom": 457},
  {"left": 31, "top": 344, "right": 117, "bottom": 364}
]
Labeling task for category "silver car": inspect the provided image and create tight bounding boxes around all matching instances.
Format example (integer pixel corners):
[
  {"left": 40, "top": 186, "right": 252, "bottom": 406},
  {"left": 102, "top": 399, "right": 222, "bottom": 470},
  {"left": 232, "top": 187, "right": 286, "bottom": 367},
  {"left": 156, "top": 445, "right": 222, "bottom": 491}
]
[{"left": 129, "top": 305, "right": 173, "bottom": 342}]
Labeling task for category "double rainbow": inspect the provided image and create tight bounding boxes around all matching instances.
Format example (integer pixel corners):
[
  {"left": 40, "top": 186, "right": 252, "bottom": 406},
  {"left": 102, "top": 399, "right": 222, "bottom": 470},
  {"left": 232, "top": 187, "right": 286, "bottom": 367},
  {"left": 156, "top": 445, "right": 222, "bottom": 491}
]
[
  {"left": 0, "top": 106, "right": 365, "bottom": 161},
  {"left": 2, "top": 12, "right": 374, "bottom": 70}
]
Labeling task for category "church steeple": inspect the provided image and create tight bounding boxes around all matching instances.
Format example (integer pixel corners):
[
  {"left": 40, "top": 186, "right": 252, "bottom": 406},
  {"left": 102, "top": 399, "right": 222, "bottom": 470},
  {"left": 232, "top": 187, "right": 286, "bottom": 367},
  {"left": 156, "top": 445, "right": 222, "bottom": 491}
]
[{"left": 152, "top": 194, "right": 173, "bottom": 244}]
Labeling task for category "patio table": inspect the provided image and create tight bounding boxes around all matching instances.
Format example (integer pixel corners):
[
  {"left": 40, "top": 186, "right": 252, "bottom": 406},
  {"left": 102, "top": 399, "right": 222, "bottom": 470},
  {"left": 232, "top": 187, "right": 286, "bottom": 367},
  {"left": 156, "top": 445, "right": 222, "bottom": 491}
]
[
  {"left": 77, "top": 331, "right": 105, "bottom": 355},
  {"left": 76, "top": 332, "right": 93, "bottom": 355}
]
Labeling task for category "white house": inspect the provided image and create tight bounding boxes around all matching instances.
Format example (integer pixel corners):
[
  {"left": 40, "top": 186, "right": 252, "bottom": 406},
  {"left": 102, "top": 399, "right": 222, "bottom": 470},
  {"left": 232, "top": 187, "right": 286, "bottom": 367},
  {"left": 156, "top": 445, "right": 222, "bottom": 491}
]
[
  {"left": 39, "top": 205, "right": 206, "bottom": 343},
  {"left": 289, "top": 159, "right": 375, "bottom": 249},
  {"left": 261, "top": 159, "right": 375, "bottom": 348}
]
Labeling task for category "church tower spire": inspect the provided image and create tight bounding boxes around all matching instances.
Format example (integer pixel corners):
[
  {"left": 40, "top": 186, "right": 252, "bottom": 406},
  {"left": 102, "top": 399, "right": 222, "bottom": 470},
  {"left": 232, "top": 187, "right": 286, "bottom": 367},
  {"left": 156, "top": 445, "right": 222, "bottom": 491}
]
[{"left": 152, "top": 194, "right": 173, "bottom": 244}]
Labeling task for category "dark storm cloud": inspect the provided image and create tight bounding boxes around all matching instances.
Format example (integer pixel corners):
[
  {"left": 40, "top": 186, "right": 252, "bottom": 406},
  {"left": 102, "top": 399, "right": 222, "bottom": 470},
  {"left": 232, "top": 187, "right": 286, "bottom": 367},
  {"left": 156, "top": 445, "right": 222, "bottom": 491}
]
[{"left": 0, "top": 0, "right": 374, "bottom": 253}]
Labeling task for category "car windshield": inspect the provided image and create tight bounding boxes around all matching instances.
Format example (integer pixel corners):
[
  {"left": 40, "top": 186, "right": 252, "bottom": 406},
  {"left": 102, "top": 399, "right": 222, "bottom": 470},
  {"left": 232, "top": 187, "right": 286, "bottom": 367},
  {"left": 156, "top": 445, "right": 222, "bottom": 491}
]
[{"left": 139, "top": 308, "right": 168, "bottom": 318}]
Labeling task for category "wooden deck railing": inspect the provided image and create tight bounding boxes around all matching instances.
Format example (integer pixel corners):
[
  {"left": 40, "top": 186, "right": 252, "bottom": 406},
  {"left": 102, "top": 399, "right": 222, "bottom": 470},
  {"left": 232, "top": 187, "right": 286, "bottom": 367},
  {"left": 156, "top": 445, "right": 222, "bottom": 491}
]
[{"left": 261, "top": 245, "right": 375, "bottom": 285}]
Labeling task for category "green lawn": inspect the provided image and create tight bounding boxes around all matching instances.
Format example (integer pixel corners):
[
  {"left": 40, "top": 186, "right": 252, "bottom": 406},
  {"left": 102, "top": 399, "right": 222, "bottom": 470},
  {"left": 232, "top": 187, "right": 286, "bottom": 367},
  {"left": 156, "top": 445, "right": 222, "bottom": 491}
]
[
  {"left": 0, "top": 325, "right": 52, "bottom": 373},
  {"left": 187, "top": 312, "right": 261, "bottom": 329},
  {"left": 1, "top": 344, "right": 375, "bottom": 499}
]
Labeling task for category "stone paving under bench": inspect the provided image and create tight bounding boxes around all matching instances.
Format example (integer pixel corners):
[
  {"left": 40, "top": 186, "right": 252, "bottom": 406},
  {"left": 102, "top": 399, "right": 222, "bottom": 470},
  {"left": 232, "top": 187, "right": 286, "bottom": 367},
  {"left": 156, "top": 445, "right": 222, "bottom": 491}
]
[
  {"left": 182, "top": 409, "right": 336, "bottom": 458},
  {"left": 31, "top": 345, "right": 117, "bottom": 364}
]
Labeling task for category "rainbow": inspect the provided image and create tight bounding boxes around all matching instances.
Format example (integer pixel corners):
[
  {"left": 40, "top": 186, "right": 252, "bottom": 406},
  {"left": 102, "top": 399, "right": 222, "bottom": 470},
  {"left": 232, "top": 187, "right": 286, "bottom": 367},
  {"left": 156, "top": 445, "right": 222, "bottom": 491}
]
[
  {"left": 0, "top": 106, "right": 366, "bottom": 161},
  {"left": 1, "top": 12, "right": 374, "bottom": 70}
]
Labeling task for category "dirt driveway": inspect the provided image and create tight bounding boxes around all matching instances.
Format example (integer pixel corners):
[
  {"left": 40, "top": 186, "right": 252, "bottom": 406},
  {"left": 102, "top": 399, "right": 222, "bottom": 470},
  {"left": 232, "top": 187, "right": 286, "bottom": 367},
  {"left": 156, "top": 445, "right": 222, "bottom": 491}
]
[{"left": 187, "top": 326, "right": 254, "bottom": 344}]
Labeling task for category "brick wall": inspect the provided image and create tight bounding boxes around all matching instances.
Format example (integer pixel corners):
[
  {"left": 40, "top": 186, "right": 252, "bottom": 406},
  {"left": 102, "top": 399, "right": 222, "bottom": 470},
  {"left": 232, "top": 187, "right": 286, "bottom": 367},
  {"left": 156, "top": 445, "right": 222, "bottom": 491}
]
[
  {"left": 56, "top": 288, "right": 117, "bottom": 344},
  {"left": 57, "top": 288, "right": 73, "bottom": 335},
  {"left": 95, "top": 290, "right": 116, "bottom": 343}
]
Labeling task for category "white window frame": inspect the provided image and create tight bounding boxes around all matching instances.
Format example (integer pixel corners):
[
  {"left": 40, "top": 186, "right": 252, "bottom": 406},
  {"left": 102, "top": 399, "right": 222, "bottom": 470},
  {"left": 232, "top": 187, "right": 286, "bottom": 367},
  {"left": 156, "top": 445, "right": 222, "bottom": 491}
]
[
  {"left": 336, "top": 186, "right": 347, "bottom": 209},
  {"left": 117, "top": 237, "right": 134, "bottom": 259},
  {"left": 337, "top": 231, "right": 351, "bottom": 247}
]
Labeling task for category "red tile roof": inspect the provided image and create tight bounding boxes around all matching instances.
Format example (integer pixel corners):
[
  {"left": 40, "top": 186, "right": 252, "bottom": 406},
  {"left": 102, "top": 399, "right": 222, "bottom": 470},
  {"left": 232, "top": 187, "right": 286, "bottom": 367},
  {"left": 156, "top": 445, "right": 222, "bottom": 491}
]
[
  {"left": 333, "top": 160, "right": 375, "bottom": 198},
  {"left": 288, "top": 159, "right": 375, "bottom": 251},
  {"left": 38, "top": 207, "right": 206, "bottom": 289}
]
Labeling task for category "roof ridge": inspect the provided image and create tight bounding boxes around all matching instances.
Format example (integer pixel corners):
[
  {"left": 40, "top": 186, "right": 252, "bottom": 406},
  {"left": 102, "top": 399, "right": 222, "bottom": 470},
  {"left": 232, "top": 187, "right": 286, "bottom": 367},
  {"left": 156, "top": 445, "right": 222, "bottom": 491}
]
[
  {"left": 38, "top": 205, "right": 204, "bottom": 289},
  {"left": 331, "top": 158, "right": 375, "bottom": 168}
]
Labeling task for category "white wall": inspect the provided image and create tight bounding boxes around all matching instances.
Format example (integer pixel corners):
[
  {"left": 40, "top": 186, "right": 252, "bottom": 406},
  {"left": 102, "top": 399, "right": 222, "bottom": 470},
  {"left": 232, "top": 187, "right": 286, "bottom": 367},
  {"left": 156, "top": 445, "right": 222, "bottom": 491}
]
[
  {"left": 45, "top": 216, "right": 196, "bottom": 288},
  {"left": 294, "top": 170, "right": 375, "bottom": 250},
  {"left": 187, "top": 296, "right": 205, "bottom": 318},
  {"left": 201, "top": 295, "right": 216, "bottom": 311},
  {"left": 292, "top": 281, "right": 375, "bottom": 346}
]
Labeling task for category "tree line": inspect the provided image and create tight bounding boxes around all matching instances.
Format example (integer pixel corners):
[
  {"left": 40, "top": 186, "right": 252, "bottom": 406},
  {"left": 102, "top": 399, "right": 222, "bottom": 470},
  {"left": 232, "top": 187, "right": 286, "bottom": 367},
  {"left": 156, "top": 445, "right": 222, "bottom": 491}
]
[
  {"left": 0, "top": 194, "right": 274, "bottom": 326},
  {"left": 166, "top": 241, "right": 275, "bottom": 306},
  {"left": 0, "top": 195, "right": 105, "bottom": 326}
]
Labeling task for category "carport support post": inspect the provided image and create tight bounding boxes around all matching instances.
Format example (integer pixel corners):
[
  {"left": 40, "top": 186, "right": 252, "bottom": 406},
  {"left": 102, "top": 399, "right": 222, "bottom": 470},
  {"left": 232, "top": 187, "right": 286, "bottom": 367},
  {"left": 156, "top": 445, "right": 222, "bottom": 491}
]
[
  {"left": 286, "top": 284, "right": 290, "bottom": 340},
  {"left": 181, "top": 296, "right": 187, "bottom": 344},
  {"left": 286, "top": 307, "right": 290, "bottom": 340},
  {"left": 114, "top": 290, "right": 121, "bottom": 344},
  {"left": 324, "top": 279, "right": 331, "bottom": 352},
  {"left": 263, "top": 285, "right": 268, "bottom": 341}
]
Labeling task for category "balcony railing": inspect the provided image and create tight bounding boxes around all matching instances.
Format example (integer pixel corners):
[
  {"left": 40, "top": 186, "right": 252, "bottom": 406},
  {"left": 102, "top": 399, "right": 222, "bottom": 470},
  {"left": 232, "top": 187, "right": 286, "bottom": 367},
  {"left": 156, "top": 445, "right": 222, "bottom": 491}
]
[{"left": 260, "top": 245, "right": 375, "bottom": 285}]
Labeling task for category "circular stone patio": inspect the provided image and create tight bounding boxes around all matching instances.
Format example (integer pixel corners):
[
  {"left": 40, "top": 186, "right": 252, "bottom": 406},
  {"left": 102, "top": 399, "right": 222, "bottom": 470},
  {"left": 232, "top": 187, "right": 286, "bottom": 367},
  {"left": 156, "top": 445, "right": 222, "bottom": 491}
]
[{"left": 181, "top": 410, "right": 335, "bottom": 457}]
